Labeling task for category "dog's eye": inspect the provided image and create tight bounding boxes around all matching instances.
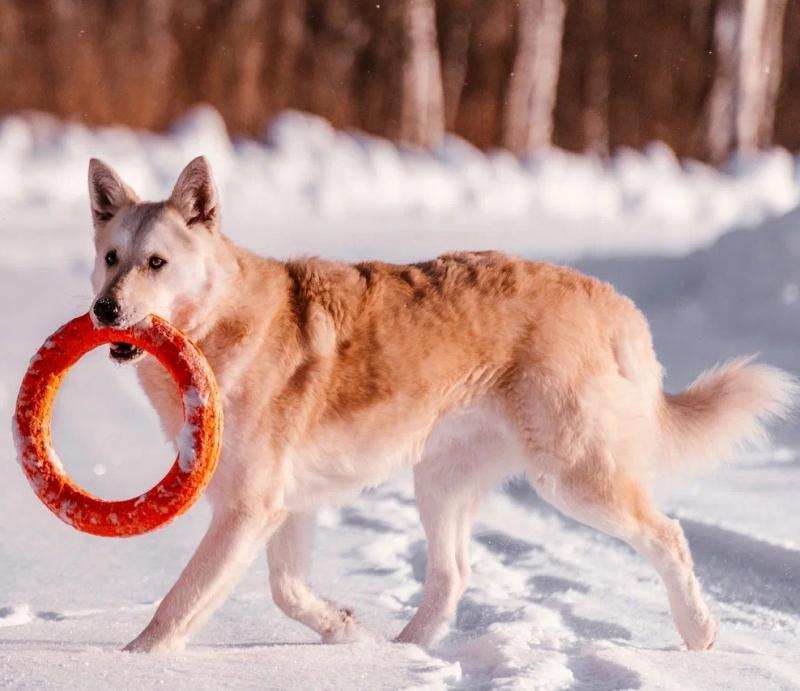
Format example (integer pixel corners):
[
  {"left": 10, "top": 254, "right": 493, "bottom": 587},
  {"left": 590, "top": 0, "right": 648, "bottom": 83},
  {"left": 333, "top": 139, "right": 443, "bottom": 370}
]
[
  {"left": 148, "top": 255, "right": 167, "bottom": 270},
  {"left": 105, "top": 250, "right": 117, "bottom": 267}
]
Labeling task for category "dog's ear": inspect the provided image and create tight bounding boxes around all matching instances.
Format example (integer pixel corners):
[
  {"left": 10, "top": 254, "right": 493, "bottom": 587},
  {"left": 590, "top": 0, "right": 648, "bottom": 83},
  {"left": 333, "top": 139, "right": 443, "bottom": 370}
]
[
  {"left": 168, "top": 156, "right": 219, "bottom": 232},
  {"left": 88, "top": 158, "right": 139, "bottom": 225}
]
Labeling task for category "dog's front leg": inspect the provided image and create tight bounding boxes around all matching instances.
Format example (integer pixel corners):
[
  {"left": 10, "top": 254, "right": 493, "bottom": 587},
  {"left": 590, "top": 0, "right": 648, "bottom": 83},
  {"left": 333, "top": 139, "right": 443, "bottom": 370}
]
[
  {"left": 268, "top": 512, "right": 367, "bottom": 643},
  {"left": 124, "top": 505, "right": 286, "bottom": 653}
]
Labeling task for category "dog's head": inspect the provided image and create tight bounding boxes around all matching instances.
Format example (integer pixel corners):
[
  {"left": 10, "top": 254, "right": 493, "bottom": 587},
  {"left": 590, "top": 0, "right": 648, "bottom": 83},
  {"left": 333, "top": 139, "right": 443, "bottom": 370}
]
[{"left": 88, "top": 156, "right": 220, "bottom": 363}]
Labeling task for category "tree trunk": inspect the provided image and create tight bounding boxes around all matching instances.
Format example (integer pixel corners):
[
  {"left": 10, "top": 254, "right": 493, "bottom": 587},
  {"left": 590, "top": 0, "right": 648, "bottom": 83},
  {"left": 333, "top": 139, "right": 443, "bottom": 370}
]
[
  {"left": 707, "top": 0, "right": 739, "bottom": 162},
  {"left": 265, "top": 0, "right": 307, "bottom": 116},
  {"left": 707, "top": 0, "right": 787, "bottom": 162},
  {"left": 400, "top": 0, "right": 446, "bottom": 149},
  {"left": 737, "top": 0, "right": 787, "bottom": 152},
  {"left": 439, "top": 0, "right": 473, "bottom": 131},
  {"left": 502, "top": 0, "right": 566, "bottom": 156},
  {"left": 579, "top": 0, "right": 608, "bottom": 155}
]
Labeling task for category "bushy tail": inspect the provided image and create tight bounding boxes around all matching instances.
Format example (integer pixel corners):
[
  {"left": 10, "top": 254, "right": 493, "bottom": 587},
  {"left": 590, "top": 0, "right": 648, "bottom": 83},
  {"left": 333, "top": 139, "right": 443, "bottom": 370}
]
[{"left": 658, "top": 356, "right": 797, "bottom": 470}]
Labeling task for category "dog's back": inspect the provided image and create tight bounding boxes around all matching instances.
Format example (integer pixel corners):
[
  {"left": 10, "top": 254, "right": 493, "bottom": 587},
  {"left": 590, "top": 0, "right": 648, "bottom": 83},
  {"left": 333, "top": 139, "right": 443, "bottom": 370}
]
[{"left": 270, "top": 251, "right": 655, "bottom": 426}]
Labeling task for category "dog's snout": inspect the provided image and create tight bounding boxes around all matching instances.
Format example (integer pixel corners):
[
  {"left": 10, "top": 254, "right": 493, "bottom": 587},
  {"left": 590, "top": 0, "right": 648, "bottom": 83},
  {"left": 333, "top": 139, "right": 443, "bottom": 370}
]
[{"left": 93, "top": 296, "right": 121, "bottom": 326}]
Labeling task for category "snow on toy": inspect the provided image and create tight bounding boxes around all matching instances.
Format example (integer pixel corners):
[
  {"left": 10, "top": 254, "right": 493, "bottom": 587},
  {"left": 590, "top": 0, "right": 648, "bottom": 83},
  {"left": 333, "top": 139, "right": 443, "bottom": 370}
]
[{"left": 13, "top": 313, "right": 222, "bottom": 537}]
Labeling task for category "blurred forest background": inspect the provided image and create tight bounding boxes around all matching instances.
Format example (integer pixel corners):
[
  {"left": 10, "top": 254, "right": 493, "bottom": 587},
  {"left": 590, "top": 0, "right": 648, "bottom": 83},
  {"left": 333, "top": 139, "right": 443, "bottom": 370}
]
[{"left": 1, "top": 0, "right": 798, "bottom": 163}]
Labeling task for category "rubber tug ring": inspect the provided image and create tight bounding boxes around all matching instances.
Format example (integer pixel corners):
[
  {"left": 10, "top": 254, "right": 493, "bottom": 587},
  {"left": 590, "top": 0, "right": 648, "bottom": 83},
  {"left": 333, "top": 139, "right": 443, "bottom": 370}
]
[{"left": 13, "top": 313, "right": 222, "bottom": 537}]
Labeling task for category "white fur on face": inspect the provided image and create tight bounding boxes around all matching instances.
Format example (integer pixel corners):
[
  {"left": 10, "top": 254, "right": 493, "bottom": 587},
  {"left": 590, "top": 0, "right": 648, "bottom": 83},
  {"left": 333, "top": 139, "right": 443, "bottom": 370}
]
[{"left": 91, "top": 205, "right": 211, "bottom": 329}]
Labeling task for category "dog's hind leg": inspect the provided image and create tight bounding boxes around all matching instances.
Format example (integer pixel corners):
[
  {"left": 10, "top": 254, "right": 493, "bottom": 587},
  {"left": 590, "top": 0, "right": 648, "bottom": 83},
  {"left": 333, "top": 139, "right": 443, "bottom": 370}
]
[
  {"left": 124, "top": 504, "right": 284, "bottom": 653},
  {"left": 268, "top": 512, "right": 365, "bottom": 643},
  {"left": 531, "top": 456, "right": 717, "bottom": 651},
  {"left": 396, "top": 437, "right": 499, "bottom": 646}
]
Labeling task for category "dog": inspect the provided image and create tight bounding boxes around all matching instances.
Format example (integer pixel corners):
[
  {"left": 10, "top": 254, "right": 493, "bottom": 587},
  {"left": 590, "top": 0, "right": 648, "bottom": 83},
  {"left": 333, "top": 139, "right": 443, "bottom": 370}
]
[{"left": 86, "top": 156, "right": 795, "bottom": 653}]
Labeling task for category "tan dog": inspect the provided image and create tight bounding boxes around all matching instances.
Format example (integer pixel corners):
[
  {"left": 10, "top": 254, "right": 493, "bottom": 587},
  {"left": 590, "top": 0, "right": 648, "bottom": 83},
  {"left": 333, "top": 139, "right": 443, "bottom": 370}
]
[{"left": 86, "top": 156, "right": 795, "bottom": 653}]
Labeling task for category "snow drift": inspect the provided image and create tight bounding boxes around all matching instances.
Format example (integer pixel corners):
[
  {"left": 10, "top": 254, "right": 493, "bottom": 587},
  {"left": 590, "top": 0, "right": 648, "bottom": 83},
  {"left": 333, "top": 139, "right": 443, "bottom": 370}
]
[{"left": 2, "top": 104, "right": 800, "bottom": 269}]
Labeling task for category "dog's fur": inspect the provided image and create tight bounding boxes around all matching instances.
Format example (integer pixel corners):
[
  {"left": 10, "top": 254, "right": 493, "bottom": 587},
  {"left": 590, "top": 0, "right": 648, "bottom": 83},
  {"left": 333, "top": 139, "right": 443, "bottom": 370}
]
[{"left": 87, "top": 156, "right": 796, "bottom": 653}]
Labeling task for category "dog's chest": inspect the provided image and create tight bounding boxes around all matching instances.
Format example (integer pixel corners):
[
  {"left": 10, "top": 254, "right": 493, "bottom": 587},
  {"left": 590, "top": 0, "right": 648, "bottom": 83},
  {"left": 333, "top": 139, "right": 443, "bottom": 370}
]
[{"left": 135, "top": 358, "right": 183, "bottom": 438}]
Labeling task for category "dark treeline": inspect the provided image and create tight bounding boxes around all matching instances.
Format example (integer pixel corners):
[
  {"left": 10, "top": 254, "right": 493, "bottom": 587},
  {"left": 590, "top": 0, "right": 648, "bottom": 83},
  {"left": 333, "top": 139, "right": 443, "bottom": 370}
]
[{"left": 1, "top": 0, "right": 798, "bottom": 162}]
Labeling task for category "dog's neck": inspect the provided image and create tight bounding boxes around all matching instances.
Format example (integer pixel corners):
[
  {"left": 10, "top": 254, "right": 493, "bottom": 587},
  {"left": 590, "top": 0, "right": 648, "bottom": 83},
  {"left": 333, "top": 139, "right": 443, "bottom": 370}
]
[
  {"left": 179, "top": 233, "right": 245, "bottom": 343},
  {"left": 183, "top": 234, "right": 287, "bottom": 359}
]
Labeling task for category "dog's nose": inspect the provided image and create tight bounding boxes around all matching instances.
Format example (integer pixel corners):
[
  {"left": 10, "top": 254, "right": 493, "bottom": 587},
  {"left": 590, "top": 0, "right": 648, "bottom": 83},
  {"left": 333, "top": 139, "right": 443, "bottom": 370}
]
[{"left": 93, "top": 296, "right": 121, "bottom": 326}]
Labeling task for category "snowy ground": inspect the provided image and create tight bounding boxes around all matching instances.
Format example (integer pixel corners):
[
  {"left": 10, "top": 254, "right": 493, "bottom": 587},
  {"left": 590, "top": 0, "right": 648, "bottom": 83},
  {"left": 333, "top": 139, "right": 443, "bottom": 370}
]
[{"left": 2, "top": 110, "right": 800, "bottom": 689}]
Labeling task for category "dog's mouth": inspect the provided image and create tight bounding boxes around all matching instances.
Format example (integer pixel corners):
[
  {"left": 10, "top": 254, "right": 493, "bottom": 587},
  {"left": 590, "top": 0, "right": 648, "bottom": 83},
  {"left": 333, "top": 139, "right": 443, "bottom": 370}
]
[{"left": 109, "top": 342, "right": 144, "bottom": 364}]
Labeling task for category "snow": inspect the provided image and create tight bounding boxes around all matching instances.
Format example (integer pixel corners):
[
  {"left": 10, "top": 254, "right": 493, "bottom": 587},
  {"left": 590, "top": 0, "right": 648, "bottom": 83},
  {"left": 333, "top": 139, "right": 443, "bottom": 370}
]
[
  {"left": 177, "top": 388, "right": 208, "bottom": 474},
  {"left": 0, "top": 605, "right": 32, "bottom": 629},
  {"left": 3, "top": 106, "right": 800, "bottom": 269},
  {"left": 2, "top": 108, "right": 800, "bottom": 689}
]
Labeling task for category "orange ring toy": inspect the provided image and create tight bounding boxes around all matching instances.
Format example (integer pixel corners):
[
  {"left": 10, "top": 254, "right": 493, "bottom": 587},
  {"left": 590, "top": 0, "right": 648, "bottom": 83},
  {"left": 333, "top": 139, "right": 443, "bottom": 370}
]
[{"left": 13, "top": 313, "right": 222, "bottom": 537}]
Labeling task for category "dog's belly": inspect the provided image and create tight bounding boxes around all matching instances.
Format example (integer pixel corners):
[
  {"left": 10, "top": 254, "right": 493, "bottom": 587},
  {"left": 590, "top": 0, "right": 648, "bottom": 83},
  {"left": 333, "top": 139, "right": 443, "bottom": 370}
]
[
  {"left": 283, "top": 421, "right": 426, "bottom": 512},
  {"left": 282, "top": 398, "right": 530, "bottom": 512}
]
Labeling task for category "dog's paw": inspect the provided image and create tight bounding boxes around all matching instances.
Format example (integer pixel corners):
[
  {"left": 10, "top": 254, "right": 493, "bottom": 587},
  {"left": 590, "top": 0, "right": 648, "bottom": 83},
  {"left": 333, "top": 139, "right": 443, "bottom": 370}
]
[
  {"left": 682, "top": 615, "right": 718, "bottom": 651},
  {"left": 394, "top": 616, "right": 448, "bottom": 647},
  {"left": 321, "top": 607, "right": 373, "bottom": 644},
  {"left": 395, "top": 626, "right": 439, "bottom": 647},
  {"left": 123, "top": 631, "right": 185, "bottom": 654}
]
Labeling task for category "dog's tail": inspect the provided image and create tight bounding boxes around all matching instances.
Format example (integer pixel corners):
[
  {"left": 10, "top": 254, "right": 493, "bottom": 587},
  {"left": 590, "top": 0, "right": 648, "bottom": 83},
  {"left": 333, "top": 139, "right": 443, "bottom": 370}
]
[{"left": 657, "top": 356, "right": 797, "bottom": 470}]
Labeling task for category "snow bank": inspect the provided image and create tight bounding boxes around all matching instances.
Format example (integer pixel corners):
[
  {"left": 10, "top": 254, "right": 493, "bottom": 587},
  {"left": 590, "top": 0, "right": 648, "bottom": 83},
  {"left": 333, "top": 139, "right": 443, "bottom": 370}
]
[{"left": 2, "top": 105, "right": 799, "bottom": 268}]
